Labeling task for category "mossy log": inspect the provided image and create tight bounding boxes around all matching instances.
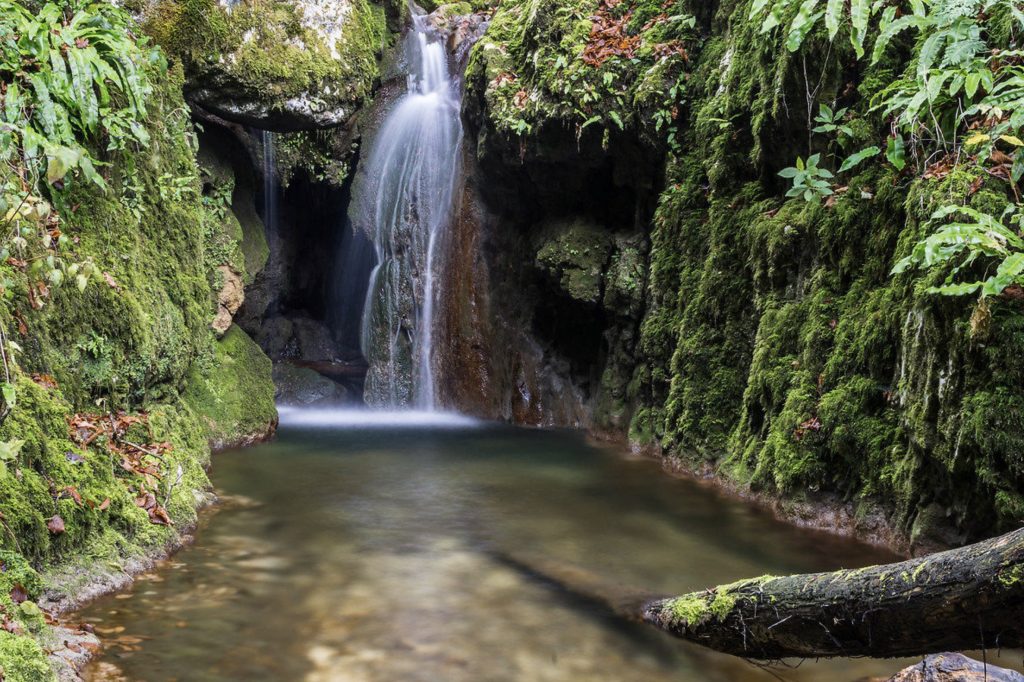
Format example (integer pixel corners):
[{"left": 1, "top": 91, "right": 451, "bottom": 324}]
[{"left": 643, "top": 527, "right": 1024, "bottom": 659}]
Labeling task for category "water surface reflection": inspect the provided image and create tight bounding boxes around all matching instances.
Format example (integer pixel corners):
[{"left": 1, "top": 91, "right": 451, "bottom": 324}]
[{"left": 81, "top": 423, "right": 973, "bottom": 681}]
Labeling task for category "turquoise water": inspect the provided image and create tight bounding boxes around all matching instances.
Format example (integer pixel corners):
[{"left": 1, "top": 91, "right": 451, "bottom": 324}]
[{"left": 80, "top": 418, "right": 949, "bottom": 681}]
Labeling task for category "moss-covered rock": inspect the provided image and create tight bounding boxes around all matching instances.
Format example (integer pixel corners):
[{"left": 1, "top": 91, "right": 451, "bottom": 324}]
[
  {"left": 184, "top": 324, "right": 277, "bottom": 450},
  {"left": 533, "top": 219, "right": 613, "bottom": 304},
  {"left": 0, "top": 631, "right": 52, "bottom": 682},
  {"left": 143, "top": 0, "right": 399, "bottom": 130}
]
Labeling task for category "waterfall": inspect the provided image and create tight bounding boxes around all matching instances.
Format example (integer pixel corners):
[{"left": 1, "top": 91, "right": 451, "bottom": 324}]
[
  {"left": 261, "top": 130, "right": 278, "bottom": 235},
  {"left": 355, "top": 12, "right": 463, "bottom": 409}
]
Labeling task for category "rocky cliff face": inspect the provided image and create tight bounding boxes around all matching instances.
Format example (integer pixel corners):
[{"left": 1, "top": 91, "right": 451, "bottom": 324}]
[{"left": 456, "top": 0, "right": 1024, "bottom": 548}]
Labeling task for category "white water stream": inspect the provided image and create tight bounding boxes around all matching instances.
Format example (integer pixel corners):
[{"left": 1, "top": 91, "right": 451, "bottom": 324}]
[{"left": 356, "top": 10, "right": 463, "bottom": 409}]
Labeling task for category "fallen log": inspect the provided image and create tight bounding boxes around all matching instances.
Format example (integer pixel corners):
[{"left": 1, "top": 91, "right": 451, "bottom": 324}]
[{"left": 643, "top": 527, "right": 1024, "bottom": 659}]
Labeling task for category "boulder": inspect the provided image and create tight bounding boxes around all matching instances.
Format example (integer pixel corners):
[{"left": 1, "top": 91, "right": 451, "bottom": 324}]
[
  {"left": 533, "top": 219, "right": 614, "bottom": 305},
  {"left": 256, "top": 316, "right": 295, "bottom": 358},
  {"left": 273, "top": 362, "right": 350, "bottom": 406},
  {"left": 141, "top": 0, "right": 400, "bottom": 131},
  {"left": 292, "top": 317, "right": 339, "bottom": 360},
  {"left": 888, "top": 654, "right": 1024, "bottom": 682}
]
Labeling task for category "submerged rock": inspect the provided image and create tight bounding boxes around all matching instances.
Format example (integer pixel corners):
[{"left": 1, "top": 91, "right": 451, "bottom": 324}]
[{"left": 888, "top": 653, "right": 1024, "bottom": 682}]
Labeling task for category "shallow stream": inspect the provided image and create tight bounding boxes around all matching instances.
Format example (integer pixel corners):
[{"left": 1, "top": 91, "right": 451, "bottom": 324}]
[{"left": 80, "top": 412, "right": 953, "bottom": 681}]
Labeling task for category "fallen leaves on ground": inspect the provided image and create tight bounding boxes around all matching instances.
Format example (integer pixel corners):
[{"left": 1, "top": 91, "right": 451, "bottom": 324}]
[
  {"left": 30, "top": 373, "right": 58, "bottom": 390},
  {"left": 68, "top": 411, "right": 175, "bottom": 526},
  {"left": 582, "top": 0, "right": 688, "bottom": 67},
  {"left": 582, "top": 0, "right": 642, "bottom": 66},
  {"left": 134, "top": 492, "right": 172, "bottom": 526}
]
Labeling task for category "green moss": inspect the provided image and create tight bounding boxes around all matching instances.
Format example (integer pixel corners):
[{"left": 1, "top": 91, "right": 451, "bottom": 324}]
[
  {"left": 275, "top": 129, "right": 353, "bottom": 189},
  {"left": 0, "top": 631, "right": 52, "bottom": 682},
  {"left": 465, "top": 0, "right": 696, "bottom": 146},
  {"left": 183, "top": 325, "right": 277, "bottom": 449},
  {"left": 668, "top": 595, "right": 709, "bottom": 624},
  {"left": 0, "top": 17, "right": 276, "bottom": 670},
  {"left": 534, "top": 220, "right": 613, "bottom": 304},
  {"left": 666, "top": 575, "right": 775, "bottom": 627},
  {"left": 145, "top": 0, "right": 393, "bottom": 116},
  {"left": 997, "top": 563, "right": 1024, "bottom": 588}
]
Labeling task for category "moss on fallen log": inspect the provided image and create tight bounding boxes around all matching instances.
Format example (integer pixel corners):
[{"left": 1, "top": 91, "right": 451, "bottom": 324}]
[{"left": 643, "top": 527, "right": 1024, "bottom": 659}]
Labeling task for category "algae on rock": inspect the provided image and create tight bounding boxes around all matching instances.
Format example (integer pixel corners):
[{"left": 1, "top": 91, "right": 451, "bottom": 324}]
[{"left": 143, "top": 0, "right": 400, "bottom": 130}]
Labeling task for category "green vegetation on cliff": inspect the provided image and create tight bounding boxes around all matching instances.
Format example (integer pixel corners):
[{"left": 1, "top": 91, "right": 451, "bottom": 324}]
[
  {"left": 468, "top": 0, "right": 1024, "bottom": 545},
  {"left": 0, "top": 1, "right": 276, "bottom": 676}
]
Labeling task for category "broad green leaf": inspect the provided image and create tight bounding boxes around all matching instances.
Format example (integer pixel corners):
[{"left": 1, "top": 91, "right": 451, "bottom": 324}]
[
  {"left": 825, "top": 0, "right": 843, "bottom": 38},
  {"left": 0, "top": 439, "right": 24, "bottom": 462},
  {"left": 964, "top": 131, "right": 990, "bottom": 146},
  {"left": 917, "top": 32, "right": 946, "bottom": 81},
  {"left": 838, "top": 145, "right": 881, "bottom": 173},
  {"left": 3, "top": 82, "right": 20, "bottom": 124},
  {"left": 982, "top": 252, "right": 1024, "bottom": 296},
  {"left": 1, "top": 382, "right": 15, "bottom": 408},
  {"left": 886, "top": 134, "right": 906, "bottom": 170},
  {"left": 872, "top": 15, "right": 925, "bottom": 63},
  {"left": 850, "top": 0, "right": 871, "bottom": 56},
  {"left": 790, "top": 2, "right": 823, "bottom": 51},
  {"left": 46, "top": 146, "right": 81, "bottom": 184},
  {"left": 965, "top": 71, "right": 981, "bottom": 98}
]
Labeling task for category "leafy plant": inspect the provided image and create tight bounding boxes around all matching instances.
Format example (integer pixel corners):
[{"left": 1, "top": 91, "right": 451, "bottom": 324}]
[
  {"left": 838, "top": 145, "right": 880, "bottom": 173},
  {"left": 892, "top": 204, "right": 1024, "bottom": 297},
  {"left": 1, "top": 0, "right": 161, "bottom": 194},
  {"left": 779, "top": 153, "right": 834, "bottom": 202},
  {"left": 158, "top": 172, "right": 199, "bottom": 204},
  {"left": 0, "top": 0, "right": 164, "bottom": 307},
  {"left": 0, "top": 438, "right": 24, "bottom": 476},
  {"left": 813, "top": 103, "right": 853, "bottom": 139},
  {"left": 750, "top": 0, "right": 877, "bottom": 56}
]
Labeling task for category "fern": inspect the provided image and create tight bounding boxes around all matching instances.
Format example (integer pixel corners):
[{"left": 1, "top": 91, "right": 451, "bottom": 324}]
[
  {"left": 893, "top": 205, "right": 1024, "bottom": 298},
  {"left": 0, "top": 0, "right": 163, "bottom": 304}
]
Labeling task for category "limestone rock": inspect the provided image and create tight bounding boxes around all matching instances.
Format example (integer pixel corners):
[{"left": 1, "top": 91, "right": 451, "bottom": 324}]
[
  {"left": 213, "top": 265, "right": 245, "bottom": 336},
  {"left": 888, "top": 654, "right": 1024, "bottom": 682}
]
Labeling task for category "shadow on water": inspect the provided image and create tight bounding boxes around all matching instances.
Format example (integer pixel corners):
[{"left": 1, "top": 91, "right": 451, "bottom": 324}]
[{"left": 79, "top": 419, "right": 1021, "bottom": 681}]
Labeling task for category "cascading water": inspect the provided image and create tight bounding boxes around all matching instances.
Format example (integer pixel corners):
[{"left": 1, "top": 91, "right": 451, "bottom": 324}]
[
  {"left": 260, "top": 130, "right": 278, "bottom": 235},
  {"left": 355, "top": 11, "right": 462, "bottom": 409}
]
